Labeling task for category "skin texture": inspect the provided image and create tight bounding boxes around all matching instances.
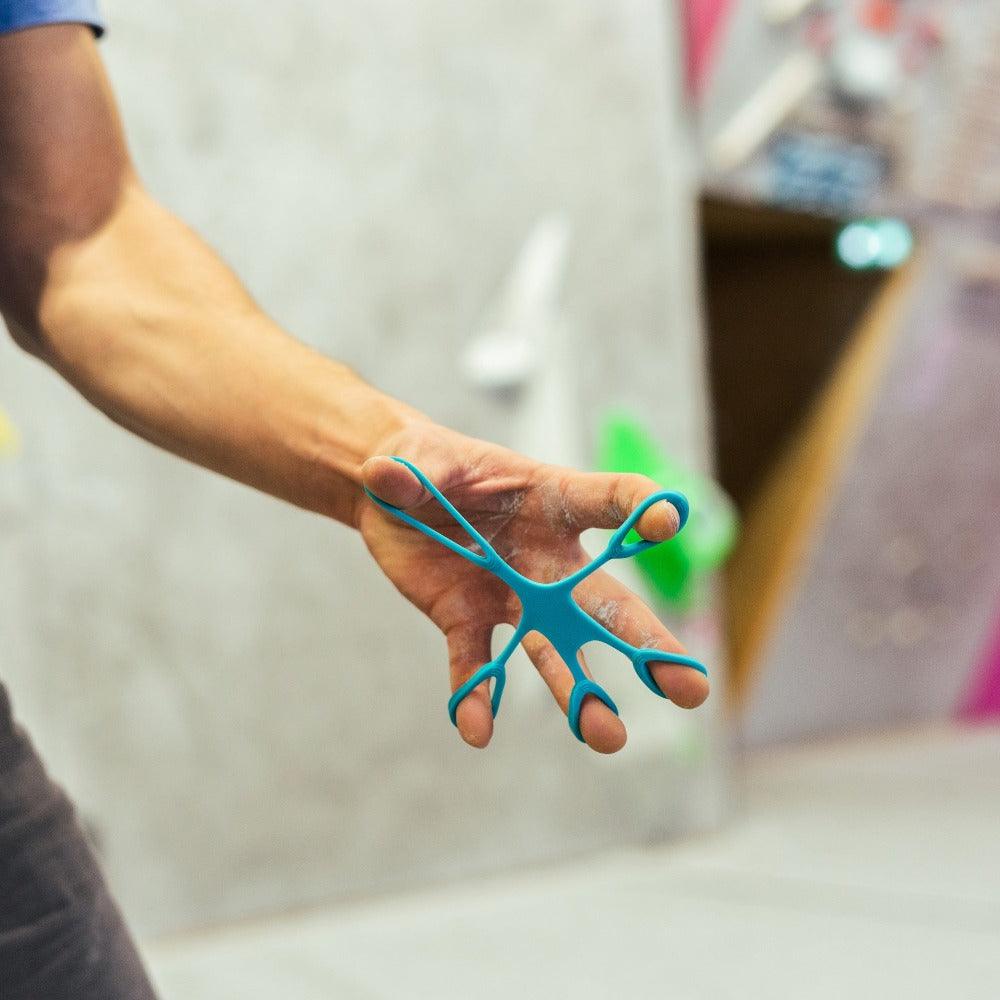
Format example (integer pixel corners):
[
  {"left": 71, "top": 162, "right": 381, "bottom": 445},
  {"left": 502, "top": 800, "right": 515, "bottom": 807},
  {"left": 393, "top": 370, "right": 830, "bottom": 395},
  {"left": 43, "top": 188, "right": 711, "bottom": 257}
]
[{"left": 0, "top": 25, "right": 708, "bottom": 754}]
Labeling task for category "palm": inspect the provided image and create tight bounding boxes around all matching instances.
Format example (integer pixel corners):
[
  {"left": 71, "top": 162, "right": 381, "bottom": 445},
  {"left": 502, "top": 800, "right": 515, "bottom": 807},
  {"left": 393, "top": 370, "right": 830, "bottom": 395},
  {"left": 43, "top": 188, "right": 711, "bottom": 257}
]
[{"left": 357, "top": 423, "right": 708, "bottom": 753}]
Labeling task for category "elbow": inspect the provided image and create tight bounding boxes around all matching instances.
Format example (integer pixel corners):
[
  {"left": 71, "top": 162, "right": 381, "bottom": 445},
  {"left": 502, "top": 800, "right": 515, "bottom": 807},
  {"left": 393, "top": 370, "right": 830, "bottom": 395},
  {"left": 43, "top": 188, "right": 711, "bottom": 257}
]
[
  {"left": 0, "top": 245, "right": 49, "bottom": 358},
  {"left": 2, "top": 318, "right": 45, "bottom": 358},
  {"left": 0, "top": 171, "right": 140, "bottom": 360}
]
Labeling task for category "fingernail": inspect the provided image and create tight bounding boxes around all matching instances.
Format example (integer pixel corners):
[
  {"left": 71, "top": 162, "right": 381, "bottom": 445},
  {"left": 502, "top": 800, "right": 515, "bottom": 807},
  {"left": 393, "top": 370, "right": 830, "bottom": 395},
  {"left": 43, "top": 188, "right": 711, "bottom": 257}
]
[{"left": 663, "top": 501, "right": 681, "bottom": 536}]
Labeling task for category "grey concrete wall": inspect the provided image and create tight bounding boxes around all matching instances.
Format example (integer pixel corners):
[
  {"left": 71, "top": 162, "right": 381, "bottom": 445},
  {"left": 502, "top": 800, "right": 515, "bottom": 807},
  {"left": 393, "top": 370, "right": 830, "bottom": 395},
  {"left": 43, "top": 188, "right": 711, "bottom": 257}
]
[{"left": 0, "top": 0, "right": 727, "bottom": 935}]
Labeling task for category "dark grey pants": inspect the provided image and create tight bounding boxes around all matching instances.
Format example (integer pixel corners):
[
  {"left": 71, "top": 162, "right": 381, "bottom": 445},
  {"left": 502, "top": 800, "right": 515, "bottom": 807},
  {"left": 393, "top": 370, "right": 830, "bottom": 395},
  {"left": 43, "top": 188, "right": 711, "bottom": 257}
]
[{"left": 0, "top": 685, "right": 158, "bottom": 1000}]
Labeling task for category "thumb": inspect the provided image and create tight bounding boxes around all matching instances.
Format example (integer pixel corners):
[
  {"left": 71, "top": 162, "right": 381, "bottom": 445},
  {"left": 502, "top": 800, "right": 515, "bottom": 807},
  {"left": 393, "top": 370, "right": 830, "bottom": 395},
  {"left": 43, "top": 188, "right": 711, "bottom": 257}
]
[{"left": 361, "top": 455, "right": 436, "bottom": 509}]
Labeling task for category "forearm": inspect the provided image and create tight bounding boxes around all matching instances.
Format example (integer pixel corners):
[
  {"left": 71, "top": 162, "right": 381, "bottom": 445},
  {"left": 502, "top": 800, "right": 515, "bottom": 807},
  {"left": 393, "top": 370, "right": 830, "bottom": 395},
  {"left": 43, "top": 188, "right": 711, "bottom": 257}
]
[
  {"left": 0, "top": 24, "right": 424, "bottom": 526},
  {"left": 18, "top": 180, "right": 424, "bottom": 525}
]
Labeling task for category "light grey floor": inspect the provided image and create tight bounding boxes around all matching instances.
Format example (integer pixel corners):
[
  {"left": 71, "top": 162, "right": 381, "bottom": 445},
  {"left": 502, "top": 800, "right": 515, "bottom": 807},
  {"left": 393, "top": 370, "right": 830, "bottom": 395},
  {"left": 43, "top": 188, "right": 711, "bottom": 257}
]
[{"left": 145, "top": 726, "right": 1000, "bottom": 999}]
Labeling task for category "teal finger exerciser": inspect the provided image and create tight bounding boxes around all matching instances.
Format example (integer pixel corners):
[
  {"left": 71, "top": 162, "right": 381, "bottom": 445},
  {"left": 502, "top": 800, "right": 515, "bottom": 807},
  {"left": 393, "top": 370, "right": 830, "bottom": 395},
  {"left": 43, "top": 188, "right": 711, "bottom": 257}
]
[{"left": 365, "top": 458, "right": 708, "bottom": 742}]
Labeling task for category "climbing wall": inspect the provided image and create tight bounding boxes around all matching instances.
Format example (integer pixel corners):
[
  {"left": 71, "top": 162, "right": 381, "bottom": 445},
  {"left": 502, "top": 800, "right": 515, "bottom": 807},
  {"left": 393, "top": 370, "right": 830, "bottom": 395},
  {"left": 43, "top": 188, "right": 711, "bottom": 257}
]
[{"left": 743, "top": 234, "right": 1000, "bottom": 744}]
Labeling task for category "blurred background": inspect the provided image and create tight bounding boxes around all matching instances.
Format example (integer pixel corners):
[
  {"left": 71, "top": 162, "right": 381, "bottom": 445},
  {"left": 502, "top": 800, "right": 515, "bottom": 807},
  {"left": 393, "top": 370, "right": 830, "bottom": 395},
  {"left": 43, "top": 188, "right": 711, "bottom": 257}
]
[{"left": 0, "top": 0, "right": 998, "bottom": 996}]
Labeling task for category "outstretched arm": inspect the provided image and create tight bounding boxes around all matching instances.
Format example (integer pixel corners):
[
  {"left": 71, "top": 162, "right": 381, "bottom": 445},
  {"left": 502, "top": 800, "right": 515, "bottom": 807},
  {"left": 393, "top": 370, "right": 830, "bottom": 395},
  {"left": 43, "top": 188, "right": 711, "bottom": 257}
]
[
  {"left": 0, "top": 25, "right": 708, "bottom": 753},
  {"left": 0, "top": 24, "right": 417, "bottom": 526}
]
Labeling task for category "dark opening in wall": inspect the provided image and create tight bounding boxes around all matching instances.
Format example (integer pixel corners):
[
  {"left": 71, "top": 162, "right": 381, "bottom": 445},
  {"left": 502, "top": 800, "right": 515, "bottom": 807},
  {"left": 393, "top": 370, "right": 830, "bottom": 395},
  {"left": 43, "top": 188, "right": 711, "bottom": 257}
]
[{"left": 700, "top": 196, "right": 888, "bottom": 512}]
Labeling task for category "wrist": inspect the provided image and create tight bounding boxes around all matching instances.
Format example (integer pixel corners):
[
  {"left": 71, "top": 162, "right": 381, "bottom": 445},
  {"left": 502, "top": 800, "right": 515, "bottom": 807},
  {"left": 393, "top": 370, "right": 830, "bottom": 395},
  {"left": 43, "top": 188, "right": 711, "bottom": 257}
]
[
  {"left": 331, "top": 403, "right": 423, "bottom": 481},
  {"left": 356, "top": 390, "right": 428, "bottom": 473},
  {"left": 312, "top": 370, "right": 430, "bottom": 524}
]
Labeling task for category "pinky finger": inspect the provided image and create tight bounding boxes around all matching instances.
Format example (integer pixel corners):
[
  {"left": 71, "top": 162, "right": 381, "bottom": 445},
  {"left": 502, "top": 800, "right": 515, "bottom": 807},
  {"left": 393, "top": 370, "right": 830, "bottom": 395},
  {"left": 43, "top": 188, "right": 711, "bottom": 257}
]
[{"left": 446, "top": 626, "right": 496, "bottom": 749}]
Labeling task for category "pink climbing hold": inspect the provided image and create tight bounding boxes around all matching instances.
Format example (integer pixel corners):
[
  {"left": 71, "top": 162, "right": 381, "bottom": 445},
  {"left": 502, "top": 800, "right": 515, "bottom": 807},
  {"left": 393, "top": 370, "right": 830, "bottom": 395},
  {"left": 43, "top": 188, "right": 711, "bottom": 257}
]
[
  {"left": 957, "top": 604, "right": 1000, "bottom": 723},
  {"left": 681, "top": 0, "right": 735, "bottom": 103}
]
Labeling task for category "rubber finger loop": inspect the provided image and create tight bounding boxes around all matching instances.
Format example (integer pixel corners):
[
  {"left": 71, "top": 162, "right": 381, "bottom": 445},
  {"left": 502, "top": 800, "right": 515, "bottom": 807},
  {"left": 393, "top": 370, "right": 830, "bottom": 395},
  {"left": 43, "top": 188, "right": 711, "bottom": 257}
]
[
  {"left": 632, "top": 649, "right": 708, "bottom": 699},
  {"left": 447, "top": 661, "right": 507, "bottom": 727},
  {"left": 567, "top": 679, "right": 619, "bottom": 743},
  {"left": 606, "top": 490, "right": 690, "bottom": 560}
]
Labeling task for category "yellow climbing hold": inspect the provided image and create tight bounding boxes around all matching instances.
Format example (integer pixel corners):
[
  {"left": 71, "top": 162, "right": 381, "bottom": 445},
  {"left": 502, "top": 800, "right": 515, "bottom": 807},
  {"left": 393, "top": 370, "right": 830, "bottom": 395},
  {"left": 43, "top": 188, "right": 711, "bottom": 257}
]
[{"left": 0, "top": 406, "right": 19, "bottom": 455}]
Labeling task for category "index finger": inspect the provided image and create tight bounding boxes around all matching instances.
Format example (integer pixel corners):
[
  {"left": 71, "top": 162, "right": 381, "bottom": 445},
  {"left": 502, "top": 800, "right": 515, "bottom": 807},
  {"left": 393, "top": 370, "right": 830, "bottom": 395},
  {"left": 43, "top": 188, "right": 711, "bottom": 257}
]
[{"left": 550, "top": 471, "right": 683, "bottom": 542}]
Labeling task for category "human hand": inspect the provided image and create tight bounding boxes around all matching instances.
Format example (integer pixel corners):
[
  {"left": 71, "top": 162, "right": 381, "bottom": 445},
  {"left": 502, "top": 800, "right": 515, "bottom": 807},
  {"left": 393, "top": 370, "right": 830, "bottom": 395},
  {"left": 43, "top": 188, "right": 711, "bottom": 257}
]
[{"left": 356, "top": 422, "right": 709, "bottom": 753}]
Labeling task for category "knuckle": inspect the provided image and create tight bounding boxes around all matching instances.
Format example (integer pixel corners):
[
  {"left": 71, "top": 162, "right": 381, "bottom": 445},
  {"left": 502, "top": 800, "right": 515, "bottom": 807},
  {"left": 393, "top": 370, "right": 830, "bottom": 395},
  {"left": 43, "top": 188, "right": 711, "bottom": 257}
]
[{"left": 610, "top": 474, "right": 650, "bottom": 521}]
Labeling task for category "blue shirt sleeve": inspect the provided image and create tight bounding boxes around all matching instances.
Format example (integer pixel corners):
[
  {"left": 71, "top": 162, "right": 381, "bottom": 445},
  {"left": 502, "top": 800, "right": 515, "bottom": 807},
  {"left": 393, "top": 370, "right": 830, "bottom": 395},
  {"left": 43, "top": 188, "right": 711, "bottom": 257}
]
[{"left": 0, "top": 0, "right": 104, "bottom": 37}]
